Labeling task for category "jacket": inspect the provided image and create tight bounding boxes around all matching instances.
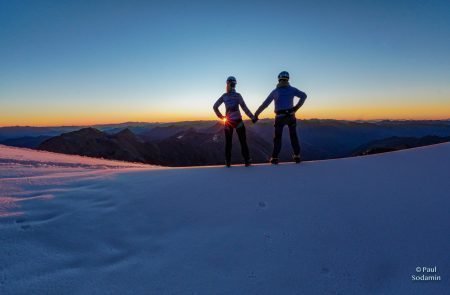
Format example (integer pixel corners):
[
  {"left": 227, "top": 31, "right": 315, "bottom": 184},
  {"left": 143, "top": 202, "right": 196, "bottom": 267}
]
[
  {"left": 213, "top": 89, "right": 255, "bottom": 122},
  {"left": 255, "top": 83, "right": 307, "bottom": 117}
]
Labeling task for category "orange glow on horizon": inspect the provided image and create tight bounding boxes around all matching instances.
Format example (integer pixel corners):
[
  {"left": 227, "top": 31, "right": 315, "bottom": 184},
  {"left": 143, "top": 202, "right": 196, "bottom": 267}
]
[{"left": 0, "top": 104, "right": 449, "bottom": 127}]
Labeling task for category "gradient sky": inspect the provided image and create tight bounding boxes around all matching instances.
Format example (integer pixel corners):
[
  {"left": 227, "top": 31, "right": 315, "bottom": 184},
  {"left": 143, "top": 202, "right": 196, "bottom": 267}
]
[{"left": 1, "top": 0, "right": 449, "bottom": 126}]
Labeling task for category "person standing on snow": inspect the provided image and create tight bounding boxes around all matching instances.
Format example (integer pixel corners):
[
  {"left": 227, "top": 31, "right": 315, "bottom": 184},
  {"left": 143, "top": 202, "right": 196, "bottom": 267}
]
[
  {"left": 213, "top": 76, "right": 256, "bottom": 167},
  {"left": 254, "top": 71, "right": 307, "bottom": 164}
]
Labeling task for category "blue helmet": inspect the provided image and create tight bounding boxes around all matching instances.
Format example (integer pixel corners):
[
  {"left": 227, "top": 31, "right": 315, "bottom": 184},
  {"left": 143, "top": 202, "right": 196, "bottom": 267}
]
[
  {"left": 226, "top": 76, "right": 237, "bottom": 84},
  {"left": 278, "top": 71, "right": 289, "bottom": 81}
]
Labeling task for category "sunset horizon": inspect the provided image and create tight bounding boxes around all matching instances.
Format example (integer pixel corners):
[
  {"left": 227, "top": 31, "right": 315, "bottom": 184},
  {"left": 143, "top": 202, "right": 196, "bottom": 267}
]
[
  {"left": 2, "top": 114, "right": 450, "bottom": 128},
  {"left": 2, "top": 100, "right": 449, "bottom": 127}
]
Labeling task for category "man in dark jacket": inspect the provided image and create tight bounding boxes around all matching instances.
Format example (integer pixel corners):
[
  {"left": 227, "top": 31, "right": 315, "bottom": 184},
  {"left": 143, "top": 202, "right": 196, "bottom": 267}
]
[
  {"left": 254, "top": 71, "right": 307, "bottom": 164},
  {"left": 213, "top": 76, "right": 256, "bottom": 167}
]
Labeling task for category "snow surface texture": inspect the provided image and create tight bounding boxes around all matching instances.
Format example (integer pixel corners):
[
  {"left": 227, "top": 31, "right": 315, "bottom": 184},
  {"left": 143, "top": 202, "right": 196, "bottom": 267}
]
[
  {"left": 0, "top": 144, "right": 449, "bottom": 294},
  {"left": 0, "top": 144, "right": 153, "bottom": 217}
]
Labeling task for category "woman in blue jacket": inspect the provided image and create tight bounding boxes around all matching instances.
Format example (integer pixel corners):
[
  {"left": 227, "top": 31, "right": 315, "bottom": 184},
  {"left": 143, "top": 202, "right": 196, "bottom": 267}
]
[{"left": 213, "top": 76, "right": 256, "bottom": 167}]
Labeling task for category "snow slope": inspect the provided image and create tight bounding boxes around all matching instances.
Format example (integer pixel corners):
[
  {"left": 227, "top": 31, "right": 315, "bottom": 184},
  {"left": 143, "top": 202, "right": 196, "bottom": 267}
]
[
  {"left": 0, "top": 144, "right": 152, "bottom": 170},
  {"left": 0, "top": 144, "right": 449, "bottom": 294}
]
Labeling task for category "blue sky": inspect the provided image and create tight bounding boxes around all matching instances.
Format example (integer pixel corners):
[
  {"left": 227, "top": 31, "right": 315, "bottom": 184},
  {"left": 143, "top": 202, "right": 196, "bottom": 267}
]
[{"left": 1, "top": 0, "right": 449, "bottom": 125}]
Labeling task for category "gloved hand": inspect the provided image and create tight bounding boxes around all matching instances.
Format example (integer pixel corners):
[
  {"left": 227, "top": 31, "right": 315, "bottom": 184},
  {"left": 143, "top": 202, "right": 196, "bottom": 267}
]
[{"left": 252, "top": 116, "right": 259, "bottom": 124}]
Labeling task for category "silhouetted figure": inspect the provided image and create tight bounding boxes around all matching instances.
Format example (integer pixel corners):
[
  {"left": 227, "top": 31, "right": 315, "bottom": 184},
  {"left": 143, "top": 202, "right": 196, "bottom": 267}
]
[
  {"left": 213, "top": 76, "right": 256, "bottom": 167},
  {"left": 254, "top": 71, "right": 307, "bottom": 164}
]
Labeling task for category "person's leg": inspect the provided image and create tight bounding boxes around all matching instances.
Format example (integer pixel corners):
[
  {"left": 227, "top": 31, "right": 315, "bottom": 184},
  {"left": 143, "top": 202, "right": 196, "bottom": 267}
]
[
  {"left": 288, "top": 115, "right": 301, "bottom": 156},
  {"left": 236, "top": 124, "right": 250, "bottom": 163},
  {"left": 224, "top": 125, "right": 233, "bottom": 166},
  {"left": 272, "top": 116, "right": 285, "bottom": 159}
]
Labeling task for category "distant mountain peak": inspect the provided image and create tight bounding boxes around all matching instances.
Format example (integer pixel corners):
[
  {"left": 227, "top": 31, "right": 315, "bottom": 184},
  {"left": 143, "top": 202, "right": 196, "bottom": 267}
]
[
  {"left": 62, "top": 127, "right": 104, "bottom": 138},
  {"left": 115, "top": 128, "right": 135, "bottom": 137},
  {"left": 74, "top": 127, "right": 102, "bottom": 134}
]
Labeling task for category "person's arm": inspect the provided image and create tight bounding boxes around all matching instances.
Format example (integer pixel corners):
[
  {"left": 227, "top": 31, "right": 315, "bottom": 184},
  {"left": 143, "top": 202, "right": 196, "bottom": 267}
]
[
  {"left": 238, "top": 94, "right": 255, "bottom": 120},
  {"left": 255, "top": 91, "right": 275, "bottom": 118},
  {"left": 293, "top": 88, "right": 307, "bottom": 111},
  {"left": 213, "top": 96, "right": 225, "bottom": 119}
]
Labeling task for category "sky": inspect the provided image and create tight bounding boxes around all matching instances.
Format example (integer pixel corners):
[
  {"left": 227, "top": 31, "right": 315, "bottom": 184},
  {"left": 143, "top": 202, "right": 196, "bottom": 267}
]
[{"left": 1, "top": 0, "right": 449, "bottom": 126}]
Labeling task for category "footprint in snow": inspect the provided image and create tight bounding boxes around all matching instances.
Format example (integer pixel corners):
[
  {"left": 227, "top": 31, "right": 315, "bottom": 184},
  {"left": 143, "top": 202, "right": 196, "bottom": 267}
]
[{"left": 321, "top": 267, "right": 334, "bottom": 278}]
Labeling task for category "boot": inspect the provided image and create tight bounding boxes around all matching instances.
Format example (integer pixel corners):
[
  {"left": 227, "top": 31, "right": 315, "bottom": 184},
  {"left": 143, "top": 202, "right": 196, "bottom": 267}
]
[
  {"left": 270, "top": 157, "right": 279, "bottom": 165},
  {"left": 293, "top": 154, "right": 302, "bottom": 164},
  {"left": 244, "top": 159, "right": 251, "bottom": 167}
]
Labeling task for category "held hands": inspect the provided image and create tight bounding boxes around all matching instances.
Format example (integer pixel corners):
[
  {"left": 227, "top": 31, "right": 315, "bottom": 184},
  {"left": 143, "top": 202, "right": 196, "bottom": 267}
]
[{"left": 252, "top": 115, "right": 259, "bottom": 124}]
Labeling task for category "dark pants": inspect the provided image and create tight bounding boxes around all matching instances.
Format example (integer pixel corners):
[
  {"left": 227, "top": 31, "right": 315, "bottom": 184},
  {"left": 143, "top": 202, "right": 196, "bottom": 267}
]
[
  {"left": 272, "top": 114, "right": 300, "bottom": 158},
  {"left": 225, "top": 122, "right": 250, "bottom": 163}
]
